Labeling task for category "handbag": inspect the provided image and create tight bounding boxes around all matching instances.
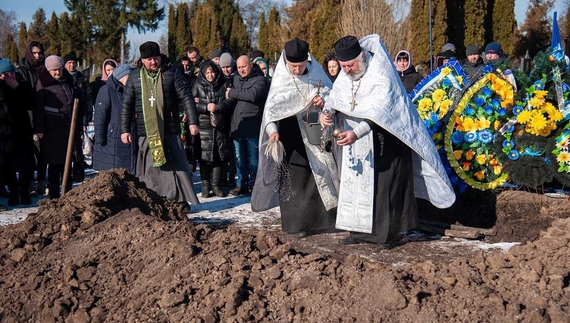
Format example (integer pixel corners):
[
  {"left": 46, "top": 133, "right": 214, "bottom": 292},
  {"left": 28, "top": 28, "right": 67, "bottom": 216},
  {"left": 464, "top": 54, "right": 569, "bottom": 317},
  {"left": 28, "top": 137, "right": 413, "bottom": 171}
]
[{"left": 82, "top": 131, "right": 93, "bottom": 156}]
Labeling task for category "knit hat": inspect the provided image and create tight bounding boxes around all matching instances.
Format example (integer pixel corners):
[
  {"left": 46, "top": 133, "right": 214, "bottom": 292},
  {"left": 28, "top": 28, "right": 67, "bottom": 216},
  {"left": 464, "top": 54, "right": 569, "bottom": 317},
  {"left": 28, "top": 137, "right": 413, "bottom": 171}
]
[
  {"left": 112, "top": 64, "right": 132, "bottom": 80},
  {"left": 209, "top": 49, "right": 222, "bottom": 60},
  {"left": 139, "top": 41, "right": 161, "bottom": 59},
  {"left": 250, "top": 50, "right": 264, "bottom": 60},
  {"left": 0, "top": 59, "right": 15, "bottom": 75},
  {"left": 284, "top": 38, "right": 309, "bottom": 63},
  {"left": 442, "top": 43, "right": 456, "bottom": 53},
  {"left": 63, "top": 52, "right": 78, "bottom": 64},
  {"left": 45, "top": 55, "right": 64, "bottom": 70},
  {"left": 465, "top": 45, "right": 480, "bottom": 56},
  {"left": 334, "top": 36, "right": 362, "bottom": 62},
  {"left": 219, "top": 53, "right": 233, "bottom": 68},
  {"left": 485, "top": 42, "right": 502, "bottom": 55}
]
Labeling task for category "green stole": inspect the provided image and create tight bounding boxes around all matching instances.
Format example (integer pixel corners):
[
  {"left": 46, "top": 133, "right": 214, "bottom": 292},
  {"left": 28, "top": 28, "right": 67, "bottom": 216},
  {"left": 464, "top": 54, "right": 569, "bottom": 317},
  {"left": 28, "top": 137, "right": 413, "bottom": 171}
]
[{"left": 140, "top": 67, "right": 166, "bottom": 167}]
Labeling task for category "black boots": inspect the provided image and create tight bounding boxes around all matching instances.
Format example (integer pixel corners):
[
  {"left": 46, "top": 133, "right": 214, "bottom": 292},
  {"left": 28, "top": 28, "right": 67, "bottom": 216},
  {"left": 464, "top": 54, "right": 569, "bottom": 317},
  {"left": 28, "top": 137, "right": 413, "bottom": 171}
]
[
  {"left": 201, "top": 180, "right": 212, "bottom": 198},
  {"left": 212, "top": 167, "right": 225, "bottom": 197}
]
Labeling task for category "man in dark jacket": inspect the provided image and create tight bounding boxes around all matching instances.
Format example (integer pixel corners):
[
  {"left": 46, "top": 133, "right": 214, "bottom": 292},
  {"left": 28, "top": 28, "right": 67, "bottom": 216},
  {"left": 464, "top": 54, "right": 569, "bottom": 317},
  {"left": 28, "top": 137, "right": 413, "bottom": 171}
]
[
  {"left": 224, "top": 55, "right": 269, "bottom": 195},
  {"left": 120, "top": 41, "right": 200, "bottom": 212},
  {"left": 462, "top": 45, "right": 484, "bottom": 79}
]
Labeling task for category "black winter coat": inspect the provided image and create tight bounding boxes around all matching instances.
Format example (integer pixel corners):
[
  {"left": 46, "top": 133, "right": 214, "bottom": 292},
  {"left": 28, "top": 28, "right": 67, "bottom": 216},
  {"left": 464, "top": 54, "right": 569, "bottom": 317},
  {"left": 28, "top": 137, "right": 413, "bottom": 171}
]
[
  {"left": 224, "top": 64, "right": 269, "bottom": 138},
  {"left": 462, "top": 58, "right": 484, "bottom": 79},
  {"left": 398, "top": 65, "right": 423, "bottom": 93},
  {"left": 191, "top": 62, "right": 232, "bottom": 163},
  {"left": 120, "top": 65, "right": 198, "bottom": 137},
  {"left": 93, "top": 76, "right": 137, "bottom": 173},
  {"left": 34, "top": 67, "right": 83, "bottom": 165}
]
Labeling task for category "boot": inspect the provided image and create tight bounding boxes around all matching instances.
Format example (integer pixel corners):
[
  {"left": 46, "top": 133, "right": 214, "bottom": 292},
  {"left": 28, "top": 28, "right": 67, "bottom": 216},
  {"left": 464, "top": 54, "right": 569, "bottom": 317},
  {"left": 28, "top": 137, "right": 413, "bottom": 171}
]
[
  {"left": 37, "top": 180, "right": 47, "bottom": 196},
  {"left": 201, "top": 180, "right": 212, "bottom": 198},
  {"left": 212, "top": 167, "right": 226, "bottom": 197},
  {"left": 8, "top": 190, "right": 19, "bottom": 206},
  {"left": 20, "top": 182, "right": 32, "bottom": 206}
]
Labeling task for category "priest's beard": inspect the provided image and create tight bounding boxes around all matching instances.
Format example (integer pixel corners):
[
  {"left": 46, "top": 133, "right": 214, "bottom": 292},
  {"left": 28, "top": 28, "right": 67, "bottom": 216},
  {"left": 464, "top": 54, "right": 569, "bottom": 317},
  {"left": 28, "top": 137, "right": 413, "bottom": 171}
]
[{"left": 347, "top": 54, "right": 368, "bottom": 81}]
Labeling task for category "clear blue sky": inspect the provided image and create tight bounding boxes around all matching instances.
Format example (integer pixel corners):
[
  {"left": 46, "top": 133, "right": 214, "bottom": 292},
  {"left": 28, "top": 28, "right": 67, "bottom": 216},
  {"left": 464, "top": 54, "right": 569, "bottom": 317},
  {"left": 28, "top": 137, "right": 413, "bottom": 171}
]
[{"left": 1, "top": 0, "right": 567, "bottom": 50}]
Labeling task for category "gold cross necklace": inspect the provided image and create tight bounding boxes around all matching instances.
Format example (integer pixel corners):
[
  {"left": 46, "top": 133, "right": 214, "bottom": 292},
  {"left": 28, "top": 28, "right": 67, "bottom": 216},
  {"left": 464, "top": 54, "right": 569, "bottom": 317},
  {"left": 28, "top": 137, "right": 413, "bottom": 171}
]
[{"left": 350, "top": 79, "right": 362, "bottom": 111}]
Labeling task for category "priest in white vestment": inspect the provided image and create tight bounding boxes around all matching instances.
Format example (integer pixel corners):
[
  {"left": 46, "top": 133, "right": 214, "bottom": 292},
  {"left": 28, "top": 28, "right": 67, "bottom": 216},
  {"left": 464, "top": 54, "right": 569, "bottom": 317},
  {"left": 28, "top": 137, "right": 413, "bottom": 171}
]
[
  {"left": 251, "top": 38, "right": 340, "bottom": 238},
  {"left": 322, "top": 35, "right": 456, "bottom": 248}
]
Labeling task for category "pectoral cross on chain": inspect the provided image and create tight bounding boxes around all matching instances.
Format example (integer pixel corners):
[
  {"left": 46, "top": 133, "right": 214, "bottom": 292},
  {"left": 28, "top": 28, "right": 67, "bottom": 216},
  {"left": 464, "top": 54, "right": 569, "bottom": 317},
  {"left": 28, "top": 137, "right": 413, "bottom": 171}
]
[
  {"left": 315, "top": 79, "right": 323, "bottom": 96},
  {"left": 149, "top": 95, "right": 156, "bottom": 108},
  {"left": 349, "top": 99, "right": 357, "bottom": 111}
]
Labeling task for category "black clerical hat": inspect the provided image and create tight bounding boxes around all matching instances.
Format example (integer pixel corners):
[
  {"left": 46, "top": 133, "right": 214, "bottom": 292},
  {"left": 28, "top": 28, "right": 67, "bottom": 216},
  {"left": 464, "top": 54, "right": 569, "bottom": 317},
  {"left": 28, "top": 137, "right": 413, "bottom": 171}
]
[
  {"left": 334, "top": 36, "right": 362, "bottom": 61},
  {"left": 285, "top": 38, "right": 309, "bottom": 63},
  {"left": 139, "top": 41, "right": 161, "bottom": 59}
]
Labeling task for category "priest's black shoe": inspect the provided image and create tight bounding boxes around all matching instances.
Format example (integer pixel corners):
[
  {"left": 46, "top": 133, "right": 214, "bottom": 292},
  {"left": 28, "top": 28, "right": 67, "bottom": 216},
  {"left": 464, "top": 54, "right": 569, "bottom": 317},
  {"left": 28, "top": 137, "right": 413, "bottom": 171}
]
[{"left": 338, "top": 236, "right": 363, "bottom": 245}]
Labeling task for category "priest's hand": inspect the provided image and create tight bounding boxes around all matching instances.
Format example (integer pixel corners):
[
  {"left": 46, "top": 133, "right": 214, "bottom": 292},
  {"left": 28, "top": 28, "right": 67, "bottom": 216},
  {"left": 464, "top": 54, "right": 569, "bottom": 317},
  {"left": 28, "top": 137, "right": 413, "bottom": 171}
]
[
  {"left": 312, "top": 95, "right": 324, "bottom": 108},
  {"left": 121, "top": 133, "right": 132, "bottom": 144},
  {"left": 189, "top": 124, "right": 199, "bottom": 136},
  {"left": 320, "top": 112, "right": 333, "bottom": 129},
  {"left": 336, "top": 130, "right": 356, "bottom": 146},
  {"left": 270, "top": 132, "right": 279, "bottom": 142}
]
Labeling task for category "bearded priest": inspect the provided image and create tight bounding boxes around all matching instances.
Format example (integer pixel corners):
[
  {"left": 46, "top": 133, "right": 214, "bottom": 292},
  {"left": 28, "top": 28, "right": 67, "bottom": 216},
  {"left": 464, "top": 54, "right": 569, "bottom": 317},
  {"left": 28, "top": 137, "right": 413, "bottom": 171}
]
[
  {"left": 251, "top": 38, "right": 340, "bottom": 238},
  {"left": 322, "top": 35, "right": 456, "bottom": 249}
]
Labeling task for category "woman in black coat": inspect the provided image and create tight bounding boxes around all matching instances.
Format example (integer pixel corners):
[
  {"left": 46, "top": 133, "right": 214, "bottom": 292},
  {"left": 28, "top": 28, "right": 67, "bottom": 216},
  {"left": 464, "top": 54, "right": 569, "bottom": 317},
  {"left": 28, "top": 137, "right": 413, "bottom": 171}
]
[
  {"left": 93, "top": 64, "right": 137, "bottom": 173},
  {"left": 191, "top": 60, "right": 232, "bottom": 197},
  {"left": 34, "top": 55, "right": 83, "bottom": 199}
]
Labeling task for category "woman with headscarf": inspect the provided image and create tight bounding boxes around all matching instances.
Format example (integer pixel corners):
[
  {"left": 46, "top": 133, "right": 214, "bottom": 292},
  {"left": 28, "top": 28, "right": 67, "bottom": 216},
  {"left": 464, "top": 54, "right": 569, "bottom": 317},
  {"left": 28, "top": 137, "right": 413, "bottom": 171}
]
[
  {"left": 323, "top": 53, "right": 341, "bottom": 82},
  {"left": 34, "top": 55, "right": 83, "bottom": 199},
  {"left": 253, "top": 57, "right": 272, "bottom": 83},
  {"left": 91, "top": 59, "right": 118, "bottom": 106},
  {"left": 394, "top": 50, "right": 423, "bottom": 93},
  {"left": 191, "top": 60, "right": 232, "bottom": 198},
  {"left": 93, "top": 64, "right": 137, "bottom": 173}
]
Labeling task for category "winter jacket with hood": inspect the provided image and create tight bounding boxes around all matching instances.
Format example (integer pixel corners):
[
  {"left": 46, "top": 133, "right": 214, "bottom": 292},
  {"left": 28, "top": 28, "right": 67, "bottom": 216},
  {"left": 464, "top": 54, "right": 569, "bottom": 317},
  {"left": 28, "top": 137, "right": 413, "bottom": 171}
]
[
  {"left": 394, "top": 50, "right": 423, "bottom": 93},
  {"left": 191, "top": 61, "right": 232, "bottom": 163}
]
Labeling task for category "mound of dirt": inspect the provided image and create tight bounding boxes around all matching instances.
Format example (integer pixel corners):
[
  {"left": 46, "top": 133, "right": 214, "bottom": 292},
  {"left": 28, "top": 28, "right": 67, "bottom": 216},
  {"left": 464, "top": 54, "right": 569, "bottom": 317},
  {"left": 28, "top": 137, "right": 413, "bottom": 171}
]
[{"left": 0, "top": 170, "right": 568, "bottom": 322}]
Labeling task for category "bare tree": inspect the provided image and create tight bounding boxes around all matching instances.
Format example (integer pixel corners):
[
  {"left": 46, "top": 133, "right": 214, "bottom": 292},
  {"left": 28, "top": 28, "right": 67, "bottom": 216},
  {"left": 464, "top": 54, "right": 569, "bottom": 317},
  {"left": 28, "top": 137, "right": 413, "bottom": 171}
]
[
  {"left": 337, "top": 0, "right": 410, "bottom": 58},
  {"left": 0, "top": 9, "right": 18, "bottom": 58}
]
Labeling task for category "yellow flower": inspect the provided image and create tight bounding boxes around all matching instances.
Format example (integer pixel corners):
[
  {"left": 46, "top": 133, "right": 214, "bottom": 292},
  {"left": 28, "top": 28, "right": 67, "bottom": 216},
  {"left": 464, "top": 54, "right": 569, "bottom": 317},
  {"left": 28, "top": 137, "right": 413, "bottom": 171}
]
[
  {"left": 476, "top": 154, "right": 487, "bottom": 165},
  {"left": 529, "top": 96, "right": 545, "bottom": 108},
  {"left": 441, "top": 67, "right": 451, "bottom": 76},
  {"left": 538, "top": 127, "right": 552, "bottom": 137},
  {"left": 557, "top": 151, "right": 570, "bottom": 163},
  {"left": 432, "top": 89, "right": 446, "bottom": 102},
  {"left": 547, "top": 120, "right": 558, "bottom": 130},
  {"left": 475, "top": 117, "right": 491, "bottom": 130},
  {"left": 465, "top": 150, "right": 476, "bottom": 161},
  {"left": 517, "top": 110, "right": 532, "bottom": 124},
  {"left": 489, "top": 157, "right": 498, "bottom": 166},
  {"left": 499, "top": 87, "right": 514, "bottom": 107},
  {"left": 453, "top": 150, "right": 463, "bottom": 160},
  {"left": 493, "top": 165, "right": 503, "bottom": 175},
  {"left": 474, "top": 170, "right": 486, "bottom": 181},
  {"left": 529, "top": 112, "right": 547, "bottom": 131},
  {"left": 550, "top": 110, "right": 563, "bottom": 122},
  {"left": 494, "top": 120, "right": 501, "bottom": 131},
  {"left": 533, "top": 90, "right": 549, "bottom": 98},
  {"left": 418, "top": 98, "right": 433, "bottom": 111},
  {"left": 455, "top": 116, "right": 464, "bottom": 131},
  {"left": 462, "top": 117, "right": 476, "bottom": 132},
  {"left": 456, "top": 76, "right": 463, "bottom": 84}
]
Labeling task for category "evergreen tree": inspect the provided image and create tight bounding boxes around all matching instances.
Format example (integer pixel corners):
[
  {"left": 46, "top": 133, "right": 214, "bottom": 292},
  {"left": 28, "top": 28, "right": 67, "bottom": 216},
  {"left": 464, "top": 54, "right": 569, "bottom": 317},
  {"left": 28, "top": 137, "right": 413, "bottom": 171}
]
[
  {"left": 514, "top": 0, "right": 554, "bottom": 58},
  {"left": 257, "top": 11, "right": 268, "bottom": 56},
  {"left": 308, "top": 0, "right": 339, "bottom": 63},
  {"left": 408, "top": 0, "right": 431, "bottom": 65},
  {"left": 18, "top": 22, "right": 27, "bottom": 60},
  {"left": 464, "top": 0, "right": 487, "bottom": 50},
  {"left": 46, "top": 11, "right": 61, "bottom": 56},
  {"left": 58, "top": 13, "right": 74, "bottom": 58},
  {"left": 5, "top": 34, "right": 19, "bottom": 63},
  {"left": 0, "top": 9, "right": 17, "bottom": 59},
  {"left": 167, "top": 4, "right": 177, "bottom": 60},
  {"left": 564, "top": 2, "right": 570, "bottom": 36},
  {"left": 176, "top": 2, "right": 193, "bottom": 58},
  {"left": 265, "top": 6, "right": 283, "bottom": 61},
  {"left": 284, "top": 0, "right": 320, "bottom": 39},
  {"left": 492, "top": 0, "right": 517, "bottom": 56},
  {"left": 207, "top": 0, "right": 236, "bottom": 50},
  {"left": 229, "top": 11, "right": 249, "bottom": 55},
  {"left": 28, "top": 8, "right": 48, "bottom": 45},
  {"left": 193, "top": 3, "right": 222, "bottom": 55},
  {"left": 446, "top": 0, "right": 465, "bottom": 56}
]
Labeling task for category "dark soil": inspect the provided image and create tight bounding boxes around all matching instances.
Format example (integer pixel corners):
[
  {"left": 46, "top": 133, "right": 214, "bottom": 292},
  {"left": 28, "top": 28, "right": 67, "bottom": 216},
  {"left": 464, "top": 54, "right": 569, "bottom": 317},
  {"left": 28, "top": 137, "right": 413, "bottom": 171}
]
[{"left": 0, "top": 169, "right": 568, "bottom": 322}]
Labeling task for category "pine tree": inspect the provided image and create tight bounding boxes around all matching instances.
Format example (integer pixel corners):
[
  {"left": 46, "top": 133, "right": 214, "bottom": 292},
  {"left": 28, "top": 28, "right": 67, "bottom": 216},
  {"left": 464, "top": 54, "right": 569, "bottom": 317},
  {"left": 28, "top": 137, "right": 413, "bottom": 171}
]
[
  {"left": 229, "top": 11, "right": 249, "bottom": 55},
  {"left": 5, "top": 34, "right": 19, "bottom": 63},
  {"left": 28, "top": 8, "right": 48, "bottom": 45},
  {"left": 167, "top": 4, "right": 177, "bottom": 60},
  {"left": 193, "top": 3, "right": 222, "bottom": 55},
  {"left": 176, "top": 2, "right": 193, "bottom": 58},
  {"left": 308, "top": 0, "right": 339, "bottom": 63},
  {"left": 492, "top": 0, "right": 517, "bottom": 56},
  {"left": 514, "top": 0, "right": 554, "bottom": 58},
  {"left": 408, "top": 0, "right": 431, "bottom": 65},
  {"left": 58, "top": 13, "right": 73, "bottom": 58},
  {"left": 46, "top": 11, "right": 61, "bottom": 56},
  {"left": 266, "top": 6, "right": 283, "bottom": 61},
  {"left": 464, "top": 0, "right": 487, "bottom": 50},
  {"left": 257, "top": 11, "right": 268, "bottom": 56},
  {"left": 18, "top": 22, "right": 27, "bottom": 60}
]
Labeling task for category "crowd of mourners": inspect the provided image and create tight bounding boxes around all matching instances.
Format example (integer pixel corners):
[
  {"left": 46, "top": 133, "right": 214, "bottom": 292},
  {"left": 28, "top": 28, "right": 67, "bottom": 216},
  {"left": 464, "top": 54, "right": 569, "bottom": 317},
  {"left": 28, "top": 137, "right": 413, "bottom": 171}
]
[{"left": 0, "top": 36, "right": 511, "bottom": 249}]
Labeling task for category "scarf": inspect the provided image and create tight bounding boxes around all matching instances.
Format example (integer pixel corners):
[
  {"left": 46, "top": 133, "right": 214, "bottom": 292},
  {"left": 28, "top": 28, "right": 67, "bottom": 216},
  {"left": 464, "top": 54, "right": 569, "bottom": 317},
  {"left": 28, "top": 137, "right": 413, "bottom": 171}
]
[{"left": 140, "top": 67, "right": 166, "bottom": 167}]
